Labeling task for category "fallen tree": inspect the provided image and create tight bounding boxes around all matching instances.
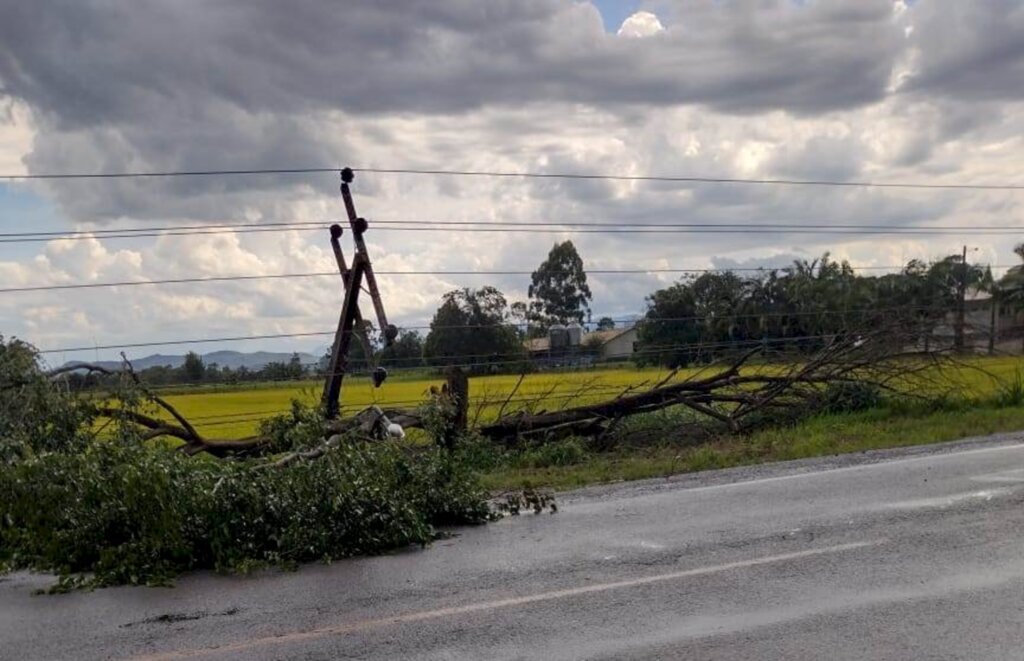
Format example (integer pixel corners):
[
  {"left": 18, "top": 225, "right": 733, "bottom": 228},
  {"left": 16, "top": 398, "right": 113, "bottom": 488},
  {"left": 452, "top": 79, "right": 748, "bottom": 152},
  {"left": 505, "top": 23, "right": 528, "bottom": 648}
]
[
  {"left": 386, "top": 327, "right": 959, "bottom": 445},
  {"left": 0, "top": 338, "right": 544, "bottom": 590},
  {"left": 38, "top": 325, "right": 959, "bottom": 456},
  {"left": 0, "top": 323, "right": 979, "bottom": 589}
]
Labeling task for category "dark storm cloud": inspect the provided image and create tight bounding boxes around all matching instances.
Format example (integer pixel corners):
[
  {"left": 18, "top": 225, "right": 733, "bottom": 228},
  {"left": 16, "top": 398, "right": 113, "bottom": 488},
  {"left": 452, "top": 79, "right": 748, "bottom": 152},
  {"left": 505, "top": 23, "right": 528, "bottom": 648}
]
[
  {"left": 0, "top": 0, "right": 903, "bottom": 128},
  {"left": 0, "top": 0, "right": 1017, "bottom": 233},
  {"left": 900, "top": 1, "right": 1024, "bottom": 102}
]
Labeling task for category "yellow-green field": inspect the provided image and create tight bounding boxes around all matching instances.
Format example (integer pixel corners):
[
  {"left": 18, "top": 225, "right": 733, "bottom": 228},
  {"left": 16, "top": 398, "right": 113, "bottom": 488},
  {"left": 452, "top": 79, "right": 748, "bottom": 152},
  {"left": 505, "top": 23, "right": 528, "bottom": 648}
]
[
  {"left": 164, "top": 366, "right": 684, "bottom": 438},
  {"left": 160, "top": 357, "right": 1024, "bottom": 438}
]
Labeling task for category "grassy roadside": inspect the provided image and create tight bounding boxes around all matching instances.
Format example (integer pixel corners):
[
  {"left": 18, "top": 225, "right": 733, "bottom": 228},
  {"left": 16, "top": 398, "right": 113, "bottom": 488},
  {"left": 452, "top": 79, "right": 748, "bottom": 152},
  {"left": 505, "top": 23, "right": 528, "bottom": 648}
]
[{"left": 479, "top": 402, "right": 1024, "bottom": 492}]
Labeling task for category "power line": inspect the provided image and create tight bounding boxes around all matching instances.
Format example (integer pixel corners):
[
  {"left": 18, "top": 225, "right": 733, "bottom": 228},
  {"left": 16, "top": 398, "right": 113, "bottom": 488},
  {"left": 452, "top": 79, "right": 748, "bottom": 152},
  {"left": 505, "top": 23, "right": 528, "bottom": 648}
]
[
  {"left": 39, "top": 307, "right": 930, "bottom": 355},
  {"left": 2, "top": 167, "right": 341, "bottom": 180},
  {"left": 6, "top": 219, "right": 1024, "bottom": 242},
  {"left": 6, "top": 266, "right": 1014, "bottom": 295},
  {"left": 0, "top": 224, "right": 329, "bottom": 243},
  {"left": 3, "top": 165, "right": 1023, "bottom": 191},
  {"left": 356, "top": 168, "right": 1024, "bottom": 192}
]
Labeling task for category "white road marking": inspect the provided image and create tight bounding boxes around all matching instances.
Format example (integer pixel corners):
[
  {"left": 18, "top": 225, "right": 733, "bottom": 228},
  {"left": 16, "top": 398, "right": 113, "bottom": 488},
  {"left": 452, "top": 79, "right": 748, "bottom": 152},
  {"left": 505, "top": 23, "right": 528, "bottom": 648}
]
[
  {"left": 638, "top": 540, "right": 666, "bottom": 549},
  {"left": 971, "top": 468, "right": 1024, "bottom": 484},
  {"left": 667, "top": 441, "right": 1024, "bottom": 495},
  {"left": 882, "top": 488, "right": 1012, "bottom": 511},
  {"left": 129, "top": 540, "right": 883, "bottom": 661}
]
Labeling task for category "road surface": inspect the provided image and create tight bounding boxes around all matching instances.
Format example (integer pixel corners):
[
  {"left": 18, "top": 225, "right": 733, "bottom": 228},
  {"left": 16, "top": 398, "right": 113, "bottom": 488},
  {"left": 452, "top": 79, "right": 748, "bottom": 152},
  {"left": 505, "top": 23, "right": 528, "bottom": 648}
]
[{"left": 4, "top": 432, "right": 1024, "bottom": 660}]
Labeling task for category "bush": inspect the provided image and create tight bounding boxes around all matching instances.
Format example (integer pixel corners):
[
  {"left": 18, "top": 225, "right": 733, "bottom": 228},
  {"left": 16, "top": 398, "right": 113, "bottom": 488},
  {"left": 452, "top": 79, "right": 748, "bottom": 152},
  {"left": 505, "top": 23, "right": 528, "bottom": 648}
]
[
  {"left": 994, "top": 369, "right": 1024, "bottom": 408},
  {"left": 0, "top": 439, "right": 492, "bottom": 590},
  {"left": 818, "top": 381, "right": 883, "bottom": 414},
  {"left": 0, "top": 337, "right": 504, "bottom": 590},
  {"left": 0, "top": 337, "right": 95, "bottom": 462},
  {"left": 515, "top": 438, "right": 589, "bottom": 468}
]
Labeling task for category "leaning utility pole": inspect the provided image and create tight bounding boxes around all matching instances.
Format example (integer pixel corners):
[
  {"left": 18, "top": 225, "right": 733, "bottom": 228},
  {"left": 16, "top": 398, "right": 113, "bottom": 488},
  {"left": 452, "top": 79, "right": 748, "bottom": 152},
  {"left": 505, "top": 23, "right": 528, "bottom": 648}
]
[
  {"left": 321, "top": 168, "right": 398, "bottom": 419},
  {"left": 954, "top": 244, "right": 967, "bottom": 352}
]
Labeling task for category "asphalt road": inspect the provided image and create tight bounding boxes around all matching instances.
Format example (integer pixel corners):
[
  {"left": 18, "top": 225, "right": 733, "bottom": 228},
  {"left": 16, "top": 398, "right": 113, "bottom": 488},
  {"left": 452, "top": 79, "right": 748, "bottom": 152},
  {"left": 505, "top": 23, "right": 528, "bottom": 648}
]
[{"left": 5, "top": 432, "right": 1024, "bottom": 660}]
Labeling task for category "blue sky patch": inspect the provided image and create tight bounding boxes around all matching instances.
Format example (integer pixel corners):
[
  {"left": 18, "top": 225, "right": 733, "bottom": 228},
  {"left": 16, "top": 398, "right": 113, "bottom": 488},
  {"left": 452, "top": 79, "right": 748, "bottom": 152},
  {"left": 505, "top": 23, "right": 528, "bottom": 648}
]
[{"left": 591, "top": 0, "right": 642, "bottom": 33}]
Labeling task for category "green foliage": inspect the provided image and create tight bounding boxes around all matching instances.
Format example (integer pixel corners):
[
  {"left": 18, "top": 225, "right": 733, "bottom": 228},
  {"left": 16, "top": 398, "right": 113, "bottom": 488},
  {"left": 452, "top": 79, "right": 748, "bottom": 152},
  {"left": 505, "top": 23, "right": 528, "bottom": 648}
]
[
  {"left": 636, "top": 252, "right": 991, "bottom": 368},
  {"left": 0, "top": 438, "right": 492, "bottom": 589},
  {"left": 997, "top": 243, "right": 1024, "bottom": 311},
  {"left": 423, "top": 287, "right": 524, "bottom": 370},
  {"left": 528, "top": 240, "right": 592, "bottom": 328},
  {"left": 686, "top": 445, "right": 725, "bottom": 471},
  {"left": 0, "top": 336, "right": 95, "bottom": 462},
  {"left": 378, "top": 330, "right": 425, "bottom": 369},
  {"left": 260, "top": 353, "right": 307, "bottom": 381},
  {"left": 994, "top": 369, "right": 1024, "bottom": 408},
  {"left": 515, "top": 438, "right": 589, "bottom": 469},
  {"left": 635, "top": 278, "right": 702, "bottom": 368},
  {"left": 818, "top": 381, "right": 884, "bottom": 414},
  {"left": 182, "top": 351, "right": 206, "bottom": 382},
  {"left": 0, "top": 337, "right": 540, "bottom": 590},
  {"left": 596, "top": 316, "right": 616, "bottom": 331}
]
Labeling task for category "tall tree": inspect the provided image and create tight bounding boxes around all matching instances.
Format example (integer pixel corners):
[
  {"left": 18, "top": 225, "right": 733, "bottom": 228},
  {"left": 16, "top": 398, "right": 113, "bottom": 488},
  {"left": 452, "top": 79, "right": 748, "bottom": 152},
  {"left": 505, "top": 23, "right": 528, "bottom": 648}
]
[
  {"left": 997, "top": 243, "right": 1024, "bottom": 304},
  {"left": 182, "top": 351, "right": 206, "bottom": 382},
  {"left": 528, "top": 241, "right": 592, "bottom": 328},
  {"left": 378, "top": 330, "right": 425, "bottom": 369},
  {"left": 423, "top": 287, "right": 523, "bottom": 370},
  {"left": 635, "top": 281, "right": 702, "bottom": 368},
  {"left": 996, "top": 243, "right": 1024, "bottom": 349}
]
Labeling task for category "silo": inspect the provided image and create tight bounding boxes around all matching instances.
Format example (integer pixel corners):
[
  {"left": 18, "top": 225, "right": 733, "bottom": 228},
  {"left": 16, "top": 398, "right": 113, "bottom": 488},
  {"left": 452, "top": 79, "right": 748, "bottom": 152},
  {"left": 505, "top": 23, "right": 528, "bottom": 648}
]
[
  {"left": 566, "top": 322, "right": 583, "bottom": 347},
  {"left": 549, "top": 324, "right": 568, "bottom": 352}
]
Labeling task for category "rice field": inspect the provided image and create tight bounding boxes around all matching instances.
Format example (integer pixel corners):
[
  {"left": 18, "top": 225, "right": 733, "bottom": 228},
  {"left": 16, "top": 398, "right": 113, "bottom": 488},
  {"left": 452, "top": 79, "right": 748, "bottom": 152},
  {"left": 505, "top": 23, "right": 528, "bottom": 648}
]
[{"left": 160, "top": 356, "right": 1024, "bottom": 438}]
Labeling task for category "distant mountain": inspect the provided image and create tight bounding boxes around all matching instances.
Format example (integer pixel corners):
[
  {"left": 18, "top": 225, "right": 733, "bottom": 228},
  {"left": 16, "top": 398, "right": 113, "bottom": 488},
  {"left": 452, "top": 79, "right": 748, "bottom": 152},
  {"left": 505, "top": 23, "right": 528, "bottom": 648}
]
[{"left": 63, "top": 350, "right": 319, "bottom": 371}]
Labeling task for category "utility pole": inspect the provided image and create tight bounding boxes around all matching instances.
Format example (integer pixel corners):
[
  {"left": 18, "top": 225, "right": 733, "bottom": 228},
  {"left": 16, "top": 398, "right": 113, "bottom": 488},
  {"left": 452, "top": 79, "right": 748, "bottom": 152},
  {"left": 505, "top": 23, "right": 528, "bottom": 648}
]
[
  {"left": 321, "top": 168, "right": 398, "bottom": 419},
  {"left": 954, "top": 244, "right": 967, "bottom": 352},
  {"left": 989, "top": 287, "right": 998, "bottom": 356}
]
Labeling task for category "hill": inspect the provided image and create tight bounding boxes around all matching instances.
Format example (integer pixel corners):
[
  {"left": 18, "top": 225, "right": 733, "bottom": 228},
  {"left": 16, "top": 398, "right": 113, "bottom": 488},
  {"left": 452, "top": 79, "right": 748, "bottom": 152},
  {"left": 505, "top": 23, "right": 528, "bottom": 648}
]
[{"left": 63, "top": 350, "right": 319, "bottom": 371}]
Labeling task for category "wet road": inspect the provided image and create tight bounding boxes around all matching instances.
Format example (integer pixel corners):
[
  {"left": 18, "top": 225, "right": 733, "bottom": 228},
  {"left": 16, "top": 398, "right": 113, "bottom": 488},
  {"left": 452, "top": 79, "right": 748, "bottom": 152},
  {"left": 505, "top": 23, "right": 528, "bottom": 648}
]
[{"left": 4, "top": 432, "right": 1024, "bottom": 660}]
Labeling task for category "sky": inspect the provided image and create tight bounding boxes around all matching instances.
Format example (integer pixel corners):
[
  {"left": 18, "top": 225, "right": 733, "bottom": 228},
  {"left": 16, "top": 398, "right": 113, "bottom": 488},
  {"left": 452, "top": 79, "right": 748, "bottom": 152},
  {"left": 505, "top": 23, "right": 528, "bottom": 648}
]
[{"left": 1, "top": 0, "right": 1023, "bottom": 364}]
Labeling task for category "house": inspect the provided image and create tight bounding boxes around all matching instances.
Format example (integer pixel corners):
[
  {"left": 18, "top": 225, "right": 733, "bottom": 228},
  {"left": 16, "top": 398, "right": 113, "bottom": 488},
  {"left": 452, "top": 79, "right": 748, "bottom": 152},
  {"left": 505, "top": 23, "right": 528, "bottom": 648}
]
[
  {"left": 581, "top": 327, "right": 638, "bottom": 361},
  {"left": 523, "top": 326, "right": 638, "bottom": 362},
  {"left": 524, "top": 336, "right": 551, "bottom": 357}
]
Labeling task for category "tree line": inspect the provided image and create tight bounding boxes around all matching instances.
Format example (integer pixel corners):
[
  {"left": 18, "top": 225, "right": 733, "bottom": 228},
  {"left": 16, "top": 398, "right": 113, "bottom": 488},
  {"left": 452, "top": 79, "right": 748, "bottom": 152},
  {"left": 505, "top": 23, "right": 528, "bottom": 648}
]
[{"left": 66, "top": 241, "right": 1024, "bottom": 386}]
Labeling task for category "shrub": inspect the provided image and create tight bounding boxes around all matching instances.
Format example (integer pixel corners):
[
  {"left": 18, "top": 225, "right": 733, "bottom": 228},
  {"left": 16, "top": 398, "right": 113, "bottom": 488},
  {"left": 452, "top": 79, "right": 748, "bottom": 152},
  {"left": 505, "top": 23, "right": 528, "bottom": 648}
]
[
  {"left": 0, "top": 337, "right": 511, "bottom": 590},
  {"left": 0, "top": 337, "right": 95, "bottom": 462},
  {"left": 516, "top": 437, "right": 589, "bottom": 468},
  {"left": 0, "top": 439, "right": 492, "bottom": 590},
  {"left": 993, "top": 369, "right": 1024, "bottom": 408},
  {"left": 818, "top": 381, "right": 883, "bottom": 414}
]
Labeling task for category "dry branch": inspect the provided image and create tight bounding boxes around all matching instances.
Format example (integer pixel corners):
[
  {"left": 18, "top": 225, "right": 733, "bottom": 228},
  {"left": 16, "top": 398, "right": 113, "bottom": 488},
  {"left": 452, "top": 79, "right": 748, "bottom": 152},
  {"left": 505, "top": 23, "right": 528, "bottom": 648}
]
[{"left": 68, "top": 322, "right": 956, "bottom": 458}]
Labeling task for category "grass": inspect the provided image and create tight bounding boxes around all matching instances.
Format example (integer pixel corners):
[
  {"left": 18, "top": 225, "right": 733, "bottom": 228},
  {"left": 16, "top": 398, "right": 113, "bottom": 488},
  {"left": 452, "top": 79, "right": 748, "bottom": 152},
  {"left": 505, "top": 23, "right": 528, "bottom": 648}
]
[
  {"left": 479, "top": 401, "right": 1024, "bottom": 491},
  {"left": 152, "top": 356, "right": 1024, "bottom": 492}
]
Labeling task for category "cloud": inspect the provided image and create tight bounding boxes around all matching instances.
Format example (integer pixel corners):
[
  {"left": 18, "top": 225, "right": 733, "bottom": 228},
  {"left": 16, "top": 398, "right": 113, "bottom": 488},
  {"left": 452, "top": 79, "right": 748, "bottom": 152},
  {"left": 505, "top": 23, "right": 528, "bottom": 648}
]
[
  {"left": 0, "top": 1, "right": 904, "bottom": 124},
  {"left": 0, "top": 0, "right": 1023, "bottom": 359},
  {"left": 896, "top": 2, "right": 1024, "bottom": 102},
  {"left": 617, "top": 11, "right": 665, "bottom": 38}
]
